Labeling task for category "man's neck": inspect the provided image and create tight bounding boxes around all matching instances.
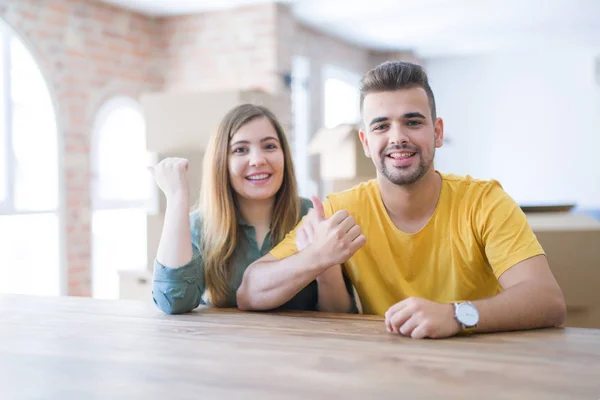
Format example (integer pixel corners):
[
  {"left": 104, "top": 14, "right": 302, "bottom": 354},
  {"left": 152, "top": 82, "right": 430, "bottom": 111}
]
[
  {"left": 378, "top": 169, "right": 443, "bottom": 229},
  {"left": 236, "top": 196, "right": 274, "bottom": 230}
]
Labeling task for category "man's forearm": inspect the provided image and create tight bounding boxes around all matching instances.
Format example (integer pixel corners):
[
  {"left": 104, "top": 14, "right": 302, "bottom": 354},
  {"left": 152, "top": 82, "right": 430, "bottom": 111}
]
[
  {"left": 473, "top": 282, "right": 566, "bottom": 333},
  {"left": 236, "top": 250, "right": 328, "bottom": 311},
  {"left": 316, "top": 265, "right": 353, "bottom": 313}
]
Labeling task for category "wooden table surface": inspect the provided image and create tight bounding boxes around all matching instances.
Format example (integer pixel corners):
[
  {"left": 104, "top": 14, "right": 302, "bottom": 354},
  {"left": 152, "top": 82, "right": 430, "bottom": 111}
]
[{"left": 1, "top": 295, "right": 599, "bottom": 400}]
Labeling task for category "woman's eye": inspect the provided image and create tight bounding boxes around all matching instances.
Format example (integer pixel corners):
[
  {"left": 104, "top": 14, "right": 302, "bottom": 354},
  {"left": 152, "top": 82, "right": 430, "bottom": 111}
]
[
  {"left": 232, "top": 147, "right": 247, "bottom": 154},
  {"left": 265, "top": 143, "right": 278, "bottom": 150}
]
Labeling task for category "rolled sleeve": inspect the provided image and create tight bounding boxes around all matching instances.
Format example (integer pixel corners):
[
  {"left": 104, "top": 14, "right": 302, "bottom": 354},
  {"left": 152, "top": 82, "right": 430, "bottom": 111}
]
[
  {"left": 153, "top": 257, "right": 200, "bottom": 282},
  {"left": 152, "top": 256, "right": 205, "bottom": 315},
  {"left": 152, "top": 211, "right": 206, "bottom": 314}
]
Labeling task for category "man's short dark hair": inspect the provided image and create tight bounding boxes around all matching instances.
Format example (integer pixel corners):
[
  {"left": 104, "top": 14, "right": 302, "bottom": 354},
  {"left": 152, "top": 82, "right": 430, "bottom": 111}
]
[{"left": 360, "top": 61, "right": 437, "bottom": 120}]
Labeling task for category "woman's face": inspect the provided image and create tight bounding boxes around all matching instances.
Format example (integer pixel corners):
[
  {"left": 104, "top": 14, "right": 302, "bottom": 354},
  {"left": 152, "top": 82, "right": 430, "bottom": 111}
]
[{"left": 228, "top": 117, "right": 285, "bottom": 202}]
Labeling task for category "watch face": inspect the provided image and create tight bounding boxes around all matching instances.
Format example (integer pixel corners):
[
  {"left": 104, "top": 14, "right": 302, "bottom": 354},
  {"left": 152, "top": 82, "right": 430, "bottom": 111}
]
[{"left": 457, "top": 303, "right": 479, "bottom": 327}]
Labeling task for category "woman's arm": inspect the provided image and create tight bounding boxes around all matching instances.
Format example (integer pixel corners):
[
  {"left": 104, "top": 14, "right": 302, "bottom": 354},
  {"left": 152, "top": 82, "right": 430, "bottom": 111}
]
[
  {"left": 237, "top": 208, "right": 365, "bottom": 311},
  {"left": 151, "top": 158, "right": 205, "bottom": 314}
]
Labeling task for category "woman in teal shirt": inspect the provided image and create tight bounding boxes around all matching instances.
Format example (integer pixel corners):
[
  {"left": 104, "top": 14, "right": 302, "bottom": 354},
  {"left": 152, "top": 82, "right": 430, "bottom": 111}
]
[{"left": 151, "top": 104, "right": 354, "bottom": 314}]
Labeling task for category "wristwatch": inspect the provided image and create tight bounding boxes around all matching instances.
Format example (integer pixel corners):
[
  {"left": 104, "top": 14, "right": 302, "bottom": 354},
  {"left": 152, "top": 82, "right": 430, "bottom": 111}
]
[{"left": 453, "top": 301, "right": 479, "bottom": 333}]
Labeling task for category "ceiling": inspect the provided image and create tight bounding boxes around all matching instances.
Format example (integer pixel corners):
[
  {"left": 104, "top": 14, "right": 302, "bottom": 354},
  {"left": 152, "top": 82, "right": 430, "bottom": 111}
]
[
  {"left": 98, "top": 0, "right": 600, "bottom": 57},
  {"left": 98, "top": 0, "right": 288, "bottom": 15}
]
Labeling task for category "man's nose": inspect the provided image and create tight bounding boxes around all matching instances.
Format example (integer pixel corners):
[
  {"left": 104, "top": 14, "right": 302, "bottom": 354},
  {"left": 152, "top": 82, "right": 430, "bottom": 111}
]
[{"left": 388, "top": 123, "right": 410, "bottom": 146}]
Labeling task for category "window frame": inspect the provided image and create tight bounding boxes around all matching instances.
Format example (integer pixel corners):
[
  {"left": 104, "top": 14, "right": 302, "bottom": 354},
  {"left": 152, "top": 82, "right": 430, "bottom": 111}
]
[
  {"left": 291, "top": 55, "right": 317, "bottom": 198},
  {"left": 0, "top": 26, "right": 14, "bottom": 215}
]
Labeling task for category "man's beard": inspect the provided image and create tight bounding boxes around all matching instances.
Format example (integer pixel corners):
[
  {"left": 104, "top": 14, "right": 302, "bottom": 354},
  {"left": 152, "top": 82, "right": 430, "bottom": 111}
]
[{"left": 379, "top": 144, "right": 434, "bottom": 186}]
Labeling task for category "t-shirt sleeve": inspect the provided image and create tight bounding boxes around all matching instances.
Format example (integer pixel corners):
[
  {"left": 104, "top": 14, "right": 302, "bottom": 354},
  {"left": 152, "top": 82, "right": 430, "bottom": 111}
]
[
  {"left": 269, "top": 197, "right": 335, "bottom": 260},
  {"left": 475, "top": 180, "right": 545, "bottom": 278}
]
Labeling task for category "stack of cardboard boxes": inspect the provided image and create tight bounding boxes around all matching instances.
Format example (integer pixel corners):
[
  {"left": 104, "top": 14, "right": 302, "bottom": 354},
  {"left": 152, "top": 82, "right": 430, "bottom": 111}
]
[{"left": 526, "top": 212, "right": 600, "bottom": 328}]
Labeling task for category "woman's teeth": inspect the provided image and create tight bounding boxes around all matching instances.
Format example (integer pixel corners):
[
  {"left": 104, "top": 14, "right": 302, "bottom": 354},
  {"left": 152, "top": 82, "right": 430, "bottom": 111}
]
[{"left": 247, "top": 174, "right": 270, "bottom": 180}]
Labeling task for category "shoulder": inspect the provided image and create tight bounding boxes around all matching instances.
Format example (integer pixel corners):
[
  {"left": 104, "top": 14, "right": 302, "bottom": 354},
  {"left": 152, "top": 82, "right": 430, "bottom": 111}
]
[
  {"left": 324, "top": 179, "right": 380, "bottom": 211},
  {"left": 441, "top": 173, "right": 507, "bottom": 203},
  {"left": 440, "top": 173, "right": 520, "bottom": 225}
]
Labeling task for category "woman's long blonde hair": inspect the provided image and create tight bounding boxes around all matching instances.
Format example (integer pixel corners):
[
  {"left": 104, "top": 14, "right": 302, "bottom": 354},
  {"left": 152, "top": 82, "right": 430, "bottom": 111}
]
[{"left": 198, "top": 104, "right": 301, "bottom": 307}]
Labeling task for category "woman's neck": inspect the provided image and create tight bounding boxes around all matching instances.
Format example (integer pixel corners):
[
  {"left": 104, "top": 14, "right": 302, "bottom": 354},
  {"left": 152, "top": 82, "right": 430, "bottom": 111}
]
[{"left": 236, "top": 196, "right": 275, "bottom": 231}]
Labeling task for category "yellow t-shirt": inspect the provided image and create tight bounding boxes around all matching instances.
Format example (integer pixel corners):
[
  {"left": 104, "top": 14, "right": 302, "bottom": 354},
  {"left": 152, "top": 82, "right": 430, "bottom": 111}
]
[{"left": 270, "top": 173, "right": 545, "bottom": 316}]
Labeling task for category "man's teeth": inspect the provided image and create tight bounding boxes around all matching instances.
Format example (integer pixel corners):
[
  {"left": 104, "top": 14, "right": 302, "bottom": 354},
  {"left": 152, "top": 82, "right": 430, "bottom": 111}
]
[
  {"left": 247, "top": 174, "right": 270, "bottom": 180},
  {"left": 389, "top": 152, "right": 415, "bottom": 159}
]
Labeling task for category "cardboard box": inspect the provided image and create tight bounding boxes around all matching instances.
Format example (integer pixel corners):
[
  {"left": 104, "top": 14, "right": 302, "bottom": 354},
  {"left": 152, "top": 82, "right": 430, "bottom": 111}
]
[
  {"left": 118, "top": 269, "right": 153, "bottom": 303},
  {"left": 526, "top": 212, "right": 600, "bottom": 328},
  {"left": 309, "top": 123, "right": 376, "bottom": 191},
  {"left": 141, "top": 90, "right": 287, "bottom": 154}
]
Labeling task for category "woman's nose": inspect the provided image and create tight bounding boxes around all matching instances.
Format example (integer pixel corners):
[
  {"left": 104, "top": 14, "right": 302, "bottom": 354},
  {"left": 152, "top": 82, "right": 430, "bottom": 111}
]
[{"left": 249, "top": 149, "right": 266, "bottom": 167}]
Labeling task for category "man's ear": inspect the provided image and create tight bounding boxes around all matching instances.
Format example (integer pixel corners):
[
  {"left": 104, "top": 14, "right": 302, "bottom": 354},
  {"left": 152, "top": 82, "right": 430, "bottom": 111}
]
[
  {"left": 434, "top": 117, "right": 444, "bottom": 148},
  {"left": 359, "top": 128, "right": 371, "bottom": 158}
]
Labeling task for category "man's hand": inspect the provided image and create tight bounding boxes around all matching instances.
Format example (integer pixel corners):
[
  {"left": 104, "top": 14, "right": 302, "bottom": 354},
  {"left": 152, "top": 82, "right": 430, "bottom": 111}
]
[
  {"left": 296, "top": 197, "right": 366, "bottom": 268},
  {"left": 294, "top": 197, "right": 356, "bottom": 313},
  {"left": 296, "top": 197, "right": 345, "bottom": 282},
  {"left": 385, "top": 297, "right": 461, "bottom": 339},
  {"left": 295, "top": 196, "right": 324, "bottom": 252}
]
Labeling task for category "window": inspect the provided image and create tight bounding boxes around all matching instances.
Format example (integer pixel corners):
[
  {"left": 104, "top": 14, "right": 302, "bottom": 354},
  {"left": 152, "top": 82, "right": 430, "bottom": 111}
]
[
  {"left": 91, "top": 97, "right": 152, "bottom": 300},
  {"left": 0, "top": 22, "right": 61, "bottom": 296},
  {"left": 291, "top": 56, "right": 317, "bottom": 198},
  {"left": 0, "top": 34, "right": 6, "bottom": 205},
  {"left": 323, "top": 65, "right": 361, "bottom": 129}
]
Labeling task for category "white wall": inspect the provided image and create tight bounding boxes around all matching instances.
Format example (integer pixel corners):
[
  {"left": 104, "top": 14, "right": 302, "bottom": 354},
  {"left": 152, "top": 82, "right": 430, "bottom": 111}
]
[{"left": 426, "top": 47, "right": 600, "bottom": 208}]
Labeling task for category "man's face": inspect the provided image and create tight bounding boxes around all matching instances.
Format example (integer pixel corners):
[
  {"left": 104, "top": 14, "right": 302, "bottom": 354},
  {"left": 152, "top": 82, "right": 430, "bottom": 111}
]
[{"left": 359, "top": 88, "right": 444, "bottom": 186}]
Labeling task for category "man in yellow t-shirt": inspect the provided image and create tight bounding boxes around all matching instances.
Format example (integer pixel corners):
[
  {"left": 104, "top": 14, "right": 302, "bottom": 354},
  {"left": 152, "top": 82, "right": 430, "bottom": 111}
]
[{"left": 236, "top": 61, "right": 566, "bottom": 339}]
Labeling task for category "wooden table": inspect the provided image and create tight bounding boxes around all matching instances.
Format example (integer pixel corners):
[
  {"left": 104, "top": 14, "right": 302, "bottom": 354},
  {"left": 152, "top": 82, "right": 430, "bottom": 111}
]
[{"left": 1, "top": 295, "right": 599, "bottom": 399}]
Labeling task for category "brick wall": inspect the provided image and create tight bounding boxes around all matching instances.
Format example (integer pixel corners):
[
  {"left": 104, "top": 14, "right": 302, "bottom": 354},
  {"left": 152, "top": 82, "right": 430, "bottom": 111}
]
[
  {"left": 0, "top": 0, "right": 417, "bottom": 297},
  {"left": 156, "top": 4, "right": 292, "bottom": 133},
  {"left": 158, "top": 4, "right": 280, "bottom": 94}
]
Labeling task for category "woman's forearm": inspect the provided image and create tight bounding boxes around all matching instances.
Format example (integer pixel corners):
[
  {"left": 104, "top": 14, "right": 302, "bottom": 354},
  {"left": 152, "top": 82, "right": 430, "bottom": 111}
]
[{"left": 155, "top": 196, "right": 193, "bottom": 268}]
